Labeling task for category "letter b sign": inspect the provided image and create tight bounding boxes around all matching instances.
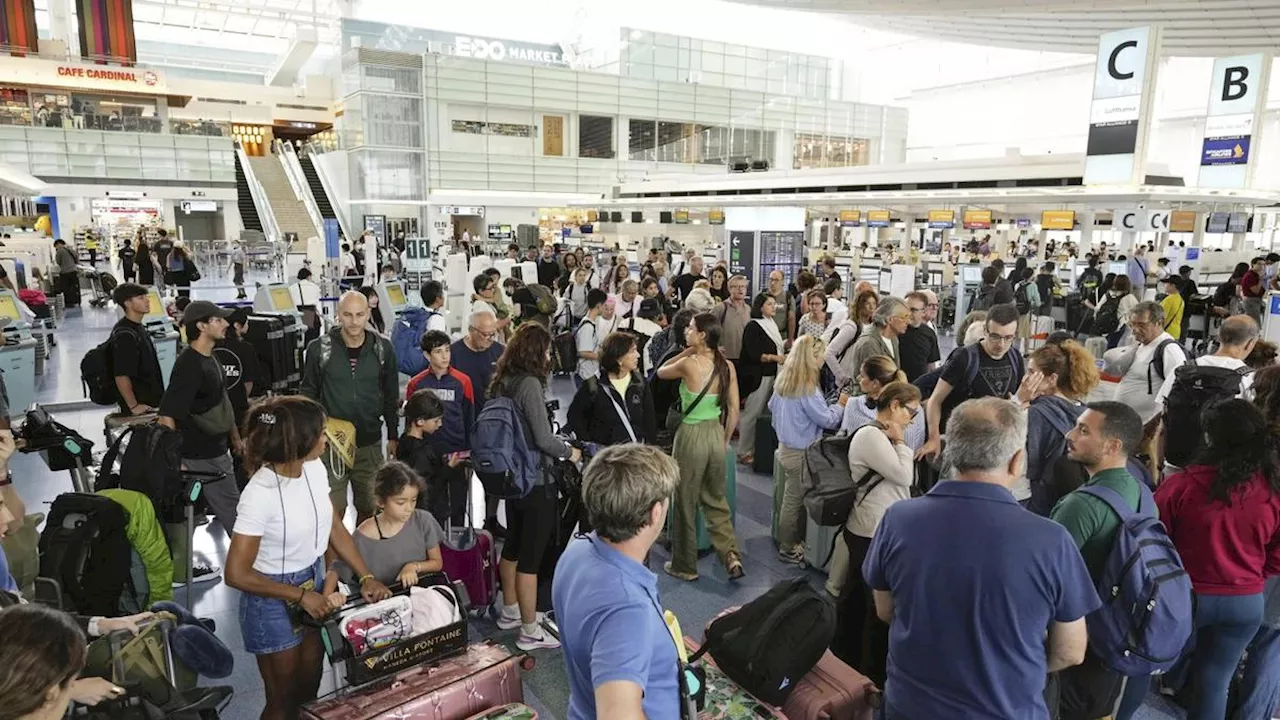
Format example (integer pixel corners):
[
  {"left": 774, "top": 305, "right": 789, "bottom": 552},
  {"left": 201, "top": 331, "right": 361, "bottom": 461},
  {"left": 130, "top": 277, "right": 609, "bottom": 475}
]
[{"left": 1223, "top": 66, "right": 1249, "bottom": 102}]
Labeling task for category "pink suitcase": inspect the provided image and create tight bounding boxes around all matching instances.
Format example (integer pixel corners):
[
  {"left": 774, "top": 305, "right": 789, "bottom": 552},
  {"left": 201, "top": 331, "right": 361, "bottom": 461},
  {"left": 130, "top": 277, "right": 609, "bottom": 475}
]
[
  {"left": 301, "top": 642, "right": 530, "bottom": 720},
  {"left": 442, "top": 525, "right": 498, "bottom": 616},
  {"left": 780, "top": 650, "right": 879, "bottom": 720},
  {"left": 463, "top": 704, "right": 537, "bottom": 719}
]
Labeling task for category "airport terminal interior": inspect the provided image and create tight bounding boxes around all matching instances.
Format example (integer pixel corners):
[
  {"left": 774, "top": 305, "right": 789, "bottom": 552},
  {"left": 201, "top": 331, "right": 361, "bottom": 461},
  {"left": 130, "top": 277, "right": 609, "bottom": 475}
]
[{"left": 7, "top": 1, "right": 1280, "bottom": 719}]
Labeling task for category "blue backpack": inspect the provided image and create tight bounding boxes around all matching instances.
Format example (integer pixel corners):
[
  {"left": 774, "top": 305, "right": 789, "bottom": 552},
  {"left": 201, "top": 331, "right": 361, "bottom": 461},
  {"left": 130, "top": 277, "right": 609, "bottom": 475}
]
[
  {"left": 391, "top": 307, "right": 437, "bottom": 376},
  {"left": 1079, "top": 484, "right": 1194, "bottom": 676},
  {"left": 470, "top": 396, "right": 541, "bottom": 499}
]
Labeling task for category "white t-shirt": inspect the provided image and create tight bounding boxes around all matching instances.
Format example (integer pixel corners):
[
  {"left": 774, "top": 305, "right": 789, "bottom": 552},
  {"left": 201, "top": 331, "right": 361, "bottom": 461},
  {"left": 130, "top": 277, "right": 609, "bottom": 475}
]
[
  {"left": 291, "top": 279, "right": 321, "bottom": 307},
  {"left": 1154, "top": 354, "right": 1253, "bottom": 407},
  {"left": 576, "top": 317, "right": 601, "bottom": 380},
  {"left": 426, "top": 308, "right": 448, "bottom": 334},
  {"left": 1113, "top": 333, "right": 1187, "bottom": 423},
  {"left": 827, "top": 298, "right": 848, "bottom": 328},
  {"left": 235, "top": 458, "right": 333, "bottom": 575}
]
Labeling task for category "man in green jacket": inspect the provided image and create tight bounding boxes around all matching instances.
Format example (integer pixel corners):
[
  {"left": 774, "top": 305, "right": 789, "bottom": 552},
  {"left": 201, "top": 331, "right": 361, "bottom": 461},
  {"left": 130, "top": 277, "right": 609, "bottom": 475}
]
[{"left": 301, "top": 291, "right": 399, "bottom": 524}]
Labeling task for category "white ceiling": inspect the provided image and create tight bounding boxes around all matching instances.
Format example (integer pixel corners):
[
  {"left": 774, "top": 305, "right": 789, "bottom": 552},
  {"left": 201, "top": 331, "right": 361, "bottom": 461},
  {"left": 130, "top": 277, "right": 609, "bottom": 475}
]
[{"left": 726, "top": 0, "right": 1280, "bottom": 56}]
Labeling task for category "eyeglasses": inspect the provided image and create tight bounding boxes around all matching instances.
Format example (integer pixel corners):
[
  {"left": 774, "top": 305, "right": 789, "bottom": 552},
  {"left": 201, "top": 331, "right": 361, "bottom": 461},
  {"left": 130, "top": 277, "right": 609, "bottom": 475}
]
[
  {"left": 907, "top": 405, "right": 921, "bottom": 419},
  {"left": 891, "top": 314, "right": 911, "bottom": 323},
  {"left": 908, "top": 306, "right": 925, "bottom": 314},
  {"left": 987, "top": 332, "right": 1017, "bottom": 344},
  {"left": 927, "top": 303, "right": 939, "bottom": 308},
  {"left": 470, "top": 327, "right": 497, "bottom": 339}
]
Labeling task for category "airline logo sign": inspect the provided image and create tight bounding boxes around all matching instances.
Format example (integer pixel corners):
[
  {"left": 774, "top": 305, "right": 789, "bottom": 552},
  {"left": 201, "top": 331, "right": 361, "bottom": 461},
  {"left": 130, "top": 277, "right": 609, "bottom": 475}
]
[
  {"left": 927, "top": 210, "right": 955, "bottom": 229},
  {"left": 1199, "top": 54, "right": 1270, "bottom": 187},
  {"left": 839, "top": 210, "right": 861, "bottom": 227},
  {"left": 866, "top": 210, "right": 890, "bottom": 228},
  {"left": 1169, "top": 211, "right": 1197, "bottom": 233},
  {"left": 1084, "top": 26, "right": 1161, "bottom": 185},
  {"left": 962, "top": 210, "right": 991, "bottom": 230},
  {"left": 672, "top": 210, "right": 690, "bottom": 224},
  {"left": 1041, "top": 210, "right": 1076, "bottom": 231},
  {"left": 708, "top": 210, "right": 724, "bottom": 225}
]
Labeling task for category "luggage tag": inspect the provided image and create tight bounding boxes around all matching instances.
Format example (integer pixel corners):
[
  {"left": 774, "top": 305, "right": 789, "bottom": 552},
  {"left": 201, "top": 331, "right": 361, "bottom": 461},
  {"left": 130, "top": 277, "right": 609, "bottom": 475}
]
[{"left": 664, "top": 610, "right": 705, "bottom": 719}]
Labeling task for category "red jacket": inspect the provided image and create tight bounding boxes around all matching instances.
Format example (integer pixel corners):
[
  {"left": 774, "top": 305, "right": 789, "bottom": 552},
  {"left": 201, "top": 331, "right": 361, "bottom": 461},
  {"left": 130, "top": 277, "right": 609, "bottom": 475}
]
[{"left": 1155, "top": 465, "right": 1280, "bottom": 595}]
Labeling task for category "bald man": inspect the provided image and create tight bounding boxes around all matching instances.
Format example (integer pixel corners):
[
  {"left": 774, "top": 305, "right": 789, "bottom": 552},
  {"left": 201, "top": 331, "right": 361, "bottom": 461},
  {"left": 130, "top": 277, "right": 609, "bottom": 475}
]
[{"left": 300, "top": 291, "right": 399, "bottom": 523}]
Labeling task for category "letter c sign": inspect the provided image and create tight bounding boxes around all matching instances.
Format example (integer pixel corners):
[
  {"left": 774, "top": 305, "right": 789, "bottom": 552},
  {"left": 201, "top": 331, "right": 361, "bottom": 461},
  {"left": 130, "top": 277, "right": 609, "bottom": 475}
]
[{"left": 1108, "top": 40, "right": 1138, "bottom": 80}]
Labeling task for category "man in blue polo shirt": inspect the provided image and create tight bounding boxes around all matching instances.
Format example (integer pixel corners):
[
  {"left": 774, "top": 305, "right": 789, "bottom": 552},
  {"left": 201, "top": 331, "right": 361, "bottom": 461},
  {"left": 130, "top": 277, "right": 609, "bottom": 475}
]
[
  {"left": 864, "top": 397, "right": 1100, "bottom": 719},
  {"left": 553, "top": 444, "right": 681, "bottom": 720}
]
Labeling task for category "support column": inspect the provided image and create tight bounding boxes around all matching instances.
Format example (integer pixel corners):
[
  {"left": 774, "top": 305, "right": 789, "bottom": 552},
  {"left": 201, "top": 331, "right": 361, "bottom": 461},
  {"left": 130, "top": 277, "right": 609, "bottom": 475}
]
[{"left": 1078, "top": 210, "right": 1095, "bottom": 255}]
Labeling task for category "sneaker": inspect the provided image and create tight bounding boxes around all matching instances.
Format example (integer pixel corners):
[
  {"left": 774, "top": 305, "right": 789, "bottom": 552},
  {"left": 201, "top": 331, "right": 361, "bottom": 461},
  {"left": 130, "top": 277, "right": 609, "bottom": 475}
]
[
  {"left": 484, "top": 517, "right": 507, "bottom": 541},
  {"left": 516, "top": 627, "right": 561, "bottom": 651},
  {"left": 494, "top": 608, "right": 522, "bottom": 631},
  {"left": 726, "top": 551, "right": 745, "bottom": 581},
  {"left": 663, "top": 561, "right": 699, "bottom": 582},
  {"left": 777, "top": 545, "right": 805, "bottom": 566},
  {"left": 172, "top": 563, "right": 221, "bottom": 588}
]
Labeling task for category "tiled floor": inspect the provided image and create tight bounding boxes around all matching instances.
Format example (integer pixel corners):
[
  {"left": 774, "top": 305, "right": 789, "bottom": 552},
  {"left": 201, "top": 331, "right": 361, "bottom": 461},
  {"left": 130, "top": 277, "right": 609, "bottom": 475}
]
[{"left": 10, "top": 270, "right": 1186, "bottom": 720}]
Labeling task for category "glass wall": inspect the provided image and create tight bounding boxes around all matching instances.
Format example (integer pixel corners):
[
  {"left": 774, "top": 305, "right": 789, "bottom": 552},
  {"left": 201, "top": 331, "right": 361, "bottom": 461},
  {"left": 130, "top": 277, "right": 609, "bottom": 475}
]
[
  {"left": 794, "top": 133, "right": 870, "bottom": 170},
  {"left": 0, "top": 126, "right": 234, "bottom": 181},
  {"left": 579, "top": 115, "right": 613, "bottom": 159}
]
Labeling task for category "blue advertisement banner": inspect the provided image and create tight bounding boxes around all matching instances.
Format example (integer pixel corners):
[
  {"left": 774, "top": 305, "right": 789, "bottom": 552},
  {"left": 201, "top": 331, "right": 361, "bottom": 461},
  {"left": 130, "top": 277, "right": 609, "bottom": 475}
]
[
  {"left": 1016, "top": 218, "right": 1031, "bottom": 229},
  {"left": 1201, "top": 135, "right": 1251, "bottom": 166}
]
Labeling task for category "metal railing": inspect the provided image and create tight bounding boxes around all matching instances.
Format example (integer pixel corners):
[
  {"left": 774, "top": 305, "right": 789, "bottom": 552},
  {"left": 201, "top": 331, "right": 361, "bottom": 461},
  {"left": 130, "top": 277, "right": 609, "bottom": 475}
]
[
  {"left": 236, "top": 142, "right": 280, "bottom": 244},
  {"left": 276, "top": 139, "right": 326, "bottom": 242}
]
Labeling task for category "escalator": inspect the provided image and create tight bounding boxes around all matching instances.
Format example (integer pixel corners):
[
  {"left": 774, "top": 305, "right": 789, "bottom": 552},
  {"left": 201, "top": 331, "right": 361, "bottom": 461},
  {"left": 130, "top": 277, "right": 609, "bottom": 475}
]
[
  {"left": 234, "top": 153, "right": 263, "bottom": 233},
  {"left": 299, "top": 154, "right": 335, "bottom": 221}
]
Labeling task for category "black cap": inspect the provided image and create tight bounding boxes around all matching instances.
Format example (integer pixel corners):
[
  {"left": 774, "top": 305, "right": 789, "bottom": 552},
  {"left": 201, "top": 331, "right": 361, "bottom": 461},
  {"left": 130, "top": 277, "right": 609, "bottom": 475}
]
[
  {"left": 639, "top": 298, "right": 663, "bottom": 320},
  {"left": 183, "top": 300, "right": 233, "bottom": 326},
  {"left": 112, "top": 282, "right": 149, "bottom": 307}
]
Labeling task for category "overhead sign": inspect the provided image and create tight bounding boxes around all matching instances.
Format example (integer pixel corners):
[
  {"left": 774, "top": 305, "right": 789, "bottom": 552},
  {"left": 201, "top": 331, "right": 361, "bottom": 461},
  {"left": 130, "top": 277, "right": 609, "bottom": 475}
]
[
  {"left": 363, "top": 214, "right": 387, "bottom": 243},
  {"left": 1084, "top": 26, "right": 1162, "bottom": 185},
  {"left": 454, "top": 35, "right": 566, "bottom": 67},
  {"left": 839, "top": 210, "right": 861, "bottom": 227},
  {"left": 1016, "top": 217, "right": 1032, "bottom": 229},
  {"left": 962, "top": 209, "right": 991, "bottom": 230},
  {"left": 1228, "top": 212, "right": 1251, "bottom": 233},
  {"left": 440, "top": 206, "right": 484, "bottom": 217},
  {"left": 1169, "top": 210, "right": 1197, "bottom": 233},
  {"left": 0, "top": 56, "right": 169, "bottom": 95},
  {"left": 866, "top": 210, "right": 890, "bottom": 228},
  {"left": 728, "top": 230, "right": 755, "bottom": 291},
  {"left": 1041, "top": 210, "right": 1076, "bottom": 231},
  {"left": 708, "top": 210, "right": 724, "bottom": 225},
  {"left": 343, "top": 20, "right": 571, "bottom": 68},
  {"left": 1199, "top": 54, "right": 1271, "bottom": 189},
  {"left": 672, "top": 210, "right": 690, "bottom": 224},
  {"left": 1207, "top": 211, "right": 1230, "bottom": 233},
  {"left": 1114, "top": 208, "right": 1171, "bottom": 232},
  {"left": 180, "top": 200, "right": 216, "bottom": 213},
  {"left": 927, "top": 210, "right": 955, "bottom": 229}
]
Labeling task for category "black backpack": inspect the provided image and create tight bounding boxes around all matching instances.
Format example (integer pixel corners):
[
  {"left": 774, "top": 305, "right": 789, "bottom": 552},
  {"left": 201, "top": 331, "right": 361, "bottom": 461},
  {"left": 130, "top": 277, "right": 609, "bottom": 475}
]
[
  {"left": 38, "top": 492, "right": 132, "bottom": 615},
  {"left": 1014, "top": 280, "right": 1033, "bottom": 316},
  {"left": 81, "top": 327, "right": 137, "bottom": 405},
  {"left": 689, "top": 578, "right": 836, "bottom": 705},
  {"left": 972, "top": 285, "right": 997, "bottom": 312},
  {"left": 97, "top": 424, "right": 187, "bottom": 522},
  {"left": 1092, "top": 294, "right": 1123, "bottom": 336},
  {"left": 1163, "top": 361, "right": 1251, "bottom": 468}
]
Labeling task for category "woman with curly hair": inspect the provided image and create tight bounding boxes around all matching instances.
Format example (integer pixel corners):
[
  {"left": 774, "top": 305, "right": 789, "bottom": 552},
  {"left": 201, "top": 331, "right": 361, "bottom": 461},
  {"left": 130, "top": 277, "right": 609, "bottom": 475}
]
[
  {"left": 1156, "top": 399, "right": 1280, "bottom": 720},
  {"left": 1015, "top": 340, "right": 1100, "bottom": 514},
  {"left": 488, "top": 323, "right": 581, "bottom": 650}
]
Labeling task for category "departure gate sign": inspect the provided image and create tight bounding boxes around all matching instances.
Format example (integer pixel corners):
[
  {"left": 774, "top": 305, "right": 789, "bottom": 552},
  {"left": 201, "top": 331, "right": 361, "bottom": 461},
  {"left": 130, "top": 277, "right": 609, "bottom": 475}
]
[{"left": 1084, "top": 26, "right": 1162, "bottom": 185}]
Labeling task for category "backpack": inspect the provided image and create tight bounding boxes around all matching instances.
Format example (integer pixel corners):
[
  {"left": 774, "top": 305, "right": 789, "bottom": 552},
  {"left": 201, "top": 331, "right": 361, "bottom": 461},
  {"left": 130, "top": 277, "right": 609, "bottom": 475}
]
[
  {"left": 81, "top": 327, "right": 139, "bottom": 405},
  {"left": 1162, "top": 361, "right": 1251, "bottom": 467},
  {"left": 97, "top": 424, "right": 186, "bottom": 522},
  {"left": 1014, "top": 280, "right": 1033, "bottom": 316},
  {"left": 1092, "top": 293, "right": 1123, "bottom": 336},
  {"left": 470, "top": 396, "right": 542, "bottom": 499},
  {"left": 317, "top": 331, "right": 391, "bottom": 388},
  {"left": 527, "top": 284, "right": 558, "bottom": 316},
  {"left": 1146, "top": 338, "right": 1186, "bottom": 394},
  {"left": 801, "top": 425, "right": 881, "bottom": 528},
  {"left": 1078, "top": 484, "right": 1194, "bottom": 676},
  {"left": 391, "top": 306, "right": 435, "bottom": 376},
  {"left": 961, "top": 342, "right": 1023, "bottom": 395},
  {"left": 972, "top": 285, "right": 997, "bottom": 312},
  {"left": 38, "top": 492, "right": 133, "bottom": 616},
  {"left": 688, "top": 578, "right": 836, "bottom": 706}
]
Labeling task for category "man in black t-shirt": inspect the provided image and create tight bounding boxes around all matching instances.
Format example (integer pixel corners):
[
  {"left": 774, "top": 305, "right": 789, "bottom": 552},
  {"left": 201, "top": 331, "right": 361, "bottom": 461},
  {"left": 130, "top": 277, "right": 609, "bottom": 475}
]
[
  {"left": 918, "top": 303, "right": 1024, "bottom": 461},
  {"left": 899, "top": 291, "right": 941, "bottom": 382},
  {"left": 671, "top": 255, "right": 705, "bottom": 306},
  {"left": 158, "top": 301, "right": 242, "bottom": 575},
  {"left": 213, "top": 308, "right": 262, "bottom": 428},
  {"left": 151, "top": 229, "right": 174, "bottom": 291},
  {"left": 110, "top": 283, "right": 164, "bottom": 415}
]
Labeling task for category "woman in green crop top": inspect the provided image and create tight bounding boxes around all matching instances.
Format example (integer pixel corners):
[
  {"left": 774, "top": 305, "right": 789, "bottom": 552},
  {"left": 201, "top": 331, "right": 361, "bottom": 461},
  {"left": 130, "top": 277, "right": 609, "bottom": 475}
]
[{"left": 656, "top": 312, "right": 744, "bottom": 581}]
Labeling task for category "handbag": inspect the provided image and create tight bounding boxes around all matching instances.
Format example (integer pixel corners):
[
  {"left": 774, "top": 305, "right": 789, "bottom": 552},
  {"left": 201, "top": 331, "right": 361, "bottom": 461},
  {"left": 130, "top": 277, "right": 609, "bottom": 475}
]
[
  {"left": 664, "top": 374, "right": 713, "bottom": 433},
  {"left": 188, "top": 393, "right": 234, "bottom": 436}
]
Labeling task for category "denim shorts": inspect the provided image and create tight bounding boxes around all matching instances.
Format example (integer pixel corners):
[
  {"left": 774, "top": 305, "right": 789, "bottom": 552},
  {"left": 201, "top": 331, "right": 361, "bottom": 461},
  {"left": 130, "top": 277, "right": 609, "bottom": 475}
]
[{"left": 238, "top": 559, "right": 323, "bottom": 655}]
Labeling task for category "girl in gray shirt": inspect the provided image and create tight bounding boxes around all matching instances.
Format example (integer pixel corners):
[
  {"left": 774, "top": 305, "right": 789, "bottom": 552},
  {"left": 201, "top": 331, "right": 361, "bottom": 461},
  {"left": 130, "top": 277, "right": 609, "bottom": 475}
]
[{"left": 325, "top": 462, "right": 444, "bottom": 591}]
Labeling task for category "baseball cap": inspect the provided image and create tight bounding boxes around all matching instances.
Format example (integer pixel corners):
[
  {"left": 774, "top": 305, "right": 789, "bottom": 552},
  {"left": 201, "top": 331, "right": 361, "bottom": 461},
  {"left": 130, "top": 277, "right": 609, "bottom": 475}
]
[
  {"left": 183, "top": 300, "right": 233, "bottom": 326},
  {"left": 639, "top": 298, "right": 663, "bottom": 320}
]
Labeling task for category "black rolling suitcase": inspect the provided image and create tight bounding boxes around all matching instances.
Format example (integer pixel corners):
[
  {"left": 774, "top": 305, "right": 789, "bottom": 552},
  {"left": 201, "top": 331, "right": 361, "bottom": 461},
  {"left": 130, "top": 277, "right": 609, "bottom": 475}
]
[
  {"left": 245, "top": 312, "right": 304, "bottom": 393},
  {"left": 753, "top": 413, "right": 777, "bottom": 473}
]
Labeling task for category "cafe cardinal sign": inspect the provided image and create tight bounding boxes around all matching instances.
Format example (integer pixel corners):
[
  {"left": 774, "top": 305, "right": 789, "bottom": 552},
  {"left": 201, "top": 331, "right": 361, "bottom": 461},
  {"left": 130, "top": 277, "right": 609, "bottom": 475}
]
[{"left": 0, "top": 56, "right": 168, "bottom": 95}]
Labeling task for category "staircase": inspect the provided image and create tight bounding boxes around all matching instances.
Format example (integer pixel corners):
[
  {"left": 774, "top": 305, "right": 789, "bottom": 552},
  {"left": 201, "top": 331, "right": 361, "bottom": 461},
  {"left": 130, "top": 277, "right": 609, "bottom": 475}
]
[
  {"left": 299, "top": 155, "right": 336, "bottom": 220},
  {"left": 234, "top": 154, "right": 263, "bottom": 233},
  {"left": 246, "top": 155, "right": 320, "bottom": 243}
]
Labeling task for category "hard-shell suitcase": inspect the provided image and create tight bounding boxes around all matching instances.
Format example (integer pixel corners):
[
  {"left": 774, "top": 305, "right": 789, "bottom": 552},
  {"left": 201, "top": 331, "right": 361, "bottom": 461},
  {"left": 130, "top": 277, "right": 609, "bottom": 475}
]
[
  {"left": 753, "top": 413, "right": 777, "bottom": 474},
  {"left": 683, "top": 637, "right": 786, "bottom": 719},
  {"left": 463, "top": 704, "right": 538, "bottom": 720},
  {"left": 442, "top": 474, "right": 499, "bottom": 616},
  {"left": 301, "top": 642, "right": 529, "bottom": 720},
  {"left": 780, "top": 649, "right": 879, "bottom": 720},
  {"left": 246, "top": 312, "right": 303, "bottom": 392},
  {"left": 1085, "top": 336, "right": 1108, "bottom": 360}
]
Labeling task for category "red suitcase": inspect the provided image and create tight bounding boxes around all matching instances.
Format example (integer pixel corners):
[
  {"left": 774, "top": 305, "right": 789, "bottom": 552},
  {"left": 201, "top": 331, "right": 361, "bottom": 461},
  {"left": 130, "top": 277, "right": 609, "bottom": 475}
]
[
  {"left": 780, "top": 649, "right": 879, "bottom": 720},
  {"left": 301, "top": 642, "right": 531, "bottom": 720}
]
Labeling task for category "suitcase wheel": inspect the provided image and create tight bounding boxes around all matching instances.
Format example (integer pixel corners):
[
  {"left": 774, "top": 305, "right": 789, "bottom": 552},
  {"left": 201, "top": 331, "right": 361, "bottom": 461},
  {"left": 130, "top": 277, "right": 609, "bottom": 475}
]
[{"left": 519, "top": 656, "right": 536, "bottom": 671}]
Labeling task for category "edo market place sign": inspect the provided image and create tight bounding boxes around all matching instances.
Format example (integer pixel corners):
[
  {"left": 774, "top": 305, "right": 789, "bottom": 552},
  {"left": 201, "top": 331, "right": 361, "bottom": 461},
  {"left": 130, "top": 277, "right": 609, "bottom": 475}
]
[{"left": 453, "top": 36, "right": 566, "bottom": 66}]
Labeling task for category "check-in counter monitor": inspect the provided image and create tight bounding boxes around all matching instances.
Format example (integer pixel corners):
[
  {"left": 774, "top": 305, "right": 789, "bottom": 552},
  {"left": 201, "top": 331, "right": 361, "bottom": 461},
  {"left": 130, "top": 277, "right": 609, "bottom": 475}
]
[
  {"left": 0, "top": 289, "right": 36, "bottom": 416},
  {"left": 377, "top": 280, "right": 411, "bottom": 332},
  {"left": 254, "top": 283, "right": 299, "bottom": 314},
  {"left": 1108, "top": 261, "right": 1127, "bottom": 277}
]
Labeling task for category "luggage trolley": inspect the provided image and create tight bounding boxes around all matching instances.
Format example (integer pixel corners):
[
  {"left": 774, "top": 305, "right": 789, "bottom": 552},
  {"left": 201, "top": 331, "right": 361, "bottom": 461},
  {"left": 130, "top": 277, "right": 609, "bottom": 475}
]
[{"left": 17, "top": 405, "right": 95, "bottom": 493}]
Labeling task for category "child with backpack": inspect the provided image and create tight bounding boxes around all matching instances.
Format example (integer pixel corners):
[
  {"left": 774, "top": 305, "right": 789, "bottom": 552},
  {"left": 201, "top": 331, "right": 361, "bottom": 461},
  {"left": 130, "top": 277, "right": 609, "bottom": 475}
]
[
  {"left": 1014, "top": 267, "right": 1040, "bottom": 345},
  {"left": 403, "top": 332, "right": 474, "bottom": 528}
]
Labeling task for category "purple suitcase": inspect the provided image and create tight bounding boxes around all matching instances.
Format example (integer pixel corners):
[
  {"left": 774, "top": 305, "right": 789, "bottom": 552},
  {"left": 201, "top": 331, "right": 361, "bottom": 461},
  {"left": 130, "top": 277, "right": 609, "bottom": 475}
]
[
  {"left": 442, "top": 525, "right": 498, "bottom": 617},
  {"left": 302, "top": 641, "right": 530, "bottom": 720}
]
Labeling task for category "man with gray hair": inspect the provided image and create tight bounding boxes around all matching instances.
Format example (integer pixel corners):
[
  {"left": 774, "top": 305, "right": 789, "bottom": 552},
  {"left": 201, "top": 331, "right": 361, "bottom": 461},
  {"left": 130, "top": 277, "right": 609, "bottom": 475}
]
[
  {"left": 450, "top": 308, "right": 506, "bottom": 536},
  {"left": 616, "top": 278, "right": 642, "bottom": 320},
  {"left": 553, "top": 444, "right": 682, "bottom": 720},
  {"left": 841, "top": 296, "right": 911, "bottom": 391},
  {"left": 863, "top": 397, "right": 1098, "bottom": 720},
  {"left": 1106, "top": 300, "right": 1187, "bottom": 425}
]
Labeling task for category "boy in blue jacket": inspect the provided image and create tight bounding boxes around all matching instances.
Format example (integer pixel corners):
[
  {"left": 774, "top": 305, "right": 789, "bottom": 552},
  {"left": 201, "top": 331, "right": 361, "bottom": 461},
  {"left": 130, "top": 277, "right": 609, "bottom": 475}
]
[{"left": 403, "top": 331, "right": 475, "bottom": 526}]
